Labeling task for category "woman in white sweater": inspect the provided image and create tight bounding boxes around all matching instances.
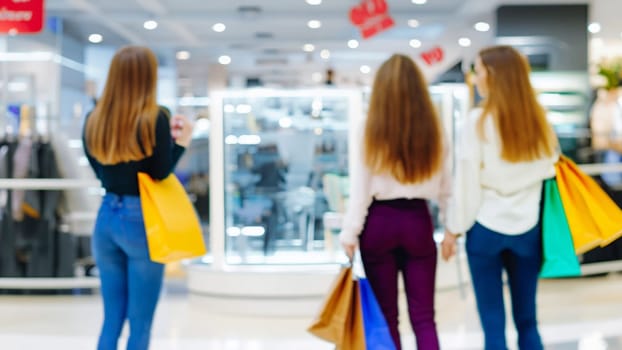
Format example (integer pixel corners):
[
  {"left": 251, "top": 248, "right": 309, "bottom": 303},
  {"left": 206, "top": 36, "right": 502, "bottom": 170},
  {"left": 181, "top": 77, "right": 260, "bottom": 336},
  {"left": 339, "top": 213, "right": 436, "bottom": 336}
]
[{"left": 443, "top": 45, "right": 558, "bottom": 350}]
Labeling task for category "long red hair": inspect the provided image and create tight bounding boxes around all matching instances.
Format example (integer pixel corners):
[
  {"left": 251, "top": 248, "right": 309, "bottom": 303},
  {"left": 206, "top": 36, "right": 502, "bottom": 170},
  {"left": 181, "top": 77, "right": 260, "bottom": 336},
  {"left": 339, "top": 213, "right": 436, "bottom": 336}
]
[
  {"left": 364, "top": 54, "right": 443, "bottom": 183},
  {"left": 477, "top": 45, "right": 556, "bottom": 162}
]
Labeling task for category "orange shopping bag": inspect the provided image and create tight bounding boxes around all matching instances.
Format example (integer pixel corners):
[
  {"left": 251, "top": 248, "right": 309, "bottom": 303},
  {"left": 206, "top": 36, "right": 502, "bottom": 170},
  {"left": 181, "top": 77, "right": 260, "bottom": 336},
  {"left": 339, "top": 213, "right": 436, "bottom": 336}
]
[
  {"left": 308, "top": 267, "right": 366, "bottom": 349},
  {"left": 138, "top": 172, "right": 206, "bottom": 263},
  {"left": 556, "top": 156, "right": 622, "bottom": 254}
]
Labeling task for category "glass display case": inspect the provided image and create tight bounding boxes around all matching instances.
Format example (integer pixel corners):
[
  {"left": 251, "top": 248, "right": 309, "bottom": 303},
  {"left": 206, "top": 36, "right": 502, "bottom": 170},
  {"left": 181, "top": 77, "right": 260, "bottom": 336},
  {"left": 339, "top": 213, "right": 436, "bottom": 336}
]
[{"left": 206, "top": 89, "right": 362, "bottom": 266}]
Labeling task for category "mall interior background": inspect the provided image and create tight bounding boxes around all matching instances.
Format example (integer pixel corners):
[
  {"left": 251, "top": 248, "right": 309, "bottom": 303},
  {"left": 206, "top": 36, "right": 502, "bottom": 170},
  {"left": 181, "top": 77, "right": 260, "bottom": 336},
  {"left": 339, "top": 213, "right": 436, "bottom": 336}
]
[{"left": 1, "top": 0, "right": 622, "bottom": 349}]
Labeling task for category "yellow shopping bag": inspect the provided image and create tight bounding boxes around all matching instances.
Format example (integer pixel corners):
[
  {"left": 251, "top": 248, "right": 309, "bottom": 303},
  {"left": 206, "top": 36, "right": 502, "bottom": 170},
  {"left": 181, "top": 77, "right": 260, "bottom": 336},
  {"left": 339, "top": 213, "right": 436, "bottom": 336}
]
[
  {"left": 556, "top": 156, "right": 622, "bottom": 254},
  {"left": 138, "top": 172, "right": 206, "bottom": 263}
]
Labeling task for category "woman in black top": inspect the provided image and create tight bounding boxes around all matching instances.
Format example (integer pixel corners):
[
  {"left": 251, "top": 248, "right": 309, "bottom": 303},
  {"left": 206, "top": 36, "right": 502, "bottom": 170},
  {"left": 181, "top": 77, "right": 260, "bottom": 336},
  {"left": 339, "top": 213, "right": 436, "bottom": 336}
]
[{"left": 83, "top": 46, "right": 193, "bottom": 350}]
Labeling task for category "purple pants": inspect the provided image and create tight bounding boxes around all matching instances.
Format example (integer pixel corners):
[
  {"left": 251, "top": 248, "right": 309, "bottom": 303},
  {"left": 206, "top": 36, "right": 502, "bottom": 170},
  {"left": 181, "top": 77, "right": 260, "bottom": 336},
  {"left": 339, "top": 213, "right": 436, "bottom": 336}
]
[{"left": 359, "top": 199, "right": 440, "bottom": 350}]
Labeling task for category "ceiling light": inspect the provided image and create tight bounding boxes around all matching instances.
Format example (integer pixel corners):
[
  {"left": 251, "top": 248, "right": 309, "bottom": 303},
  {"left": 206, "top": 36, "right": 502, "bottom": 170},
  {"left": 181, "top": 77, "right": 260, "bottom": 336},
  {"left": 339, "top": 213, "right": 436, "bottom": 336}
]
[
  {"left": 88, "top": 33, "right": 103, "bottom": 44},
  {"left": 408, "top": 19, "right": 420, "bottom": 28},
  {"left": 143, "top": 20, "right": 158, "bottom": 30},
  {"left": 218, "top": 55, "right": 231, "bottom": 65},
  {"left": 307, "top": 20, "right": 322, "bottom": 29},
  {"left": 306, "top": 0, "right": 322, "bottom": 4},
  {"left": 360, "top": 65, "right": 371, "bottom": 74},
  {"left": 212, "top": 23, "right": 226, "bottom": 32},
  {"left": 320, "top": 49, "right": 330, "bottom": 60},
  {"left": 348, "top": 39, "right": 359, "bottom": 49},
  {"left": 458, "top": 37, "right": 472, "bottom": 47},
  {"left": 474, "top": 22, "right": 490, "bottom": 32},
  {"left": 312, "top": 72, "right": 323, "bottom": 83},
  {"left": 412, "top": 0, "right": 427, "bottom": 4},
  {"left": 409, "top": 39, "right": 422, "bottom": 48},
  {"left": 303, "top": 44, "right": 315, "bottom": 52},
  {"left": 588, "top": 22, "right": 601, "bottom": 34},
  {"left": 176, "top": 51, "right": 191, "bottom": 60}
]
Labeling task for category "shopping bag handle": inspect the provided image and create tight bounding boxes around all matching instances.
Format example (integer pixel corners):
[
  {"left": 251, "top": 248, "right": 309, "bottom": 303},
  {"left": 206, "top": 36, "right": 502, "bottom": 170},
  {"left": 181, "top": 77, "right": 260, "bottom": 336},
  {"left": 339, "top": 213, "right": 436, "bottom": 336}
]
[{"left": 351, "top": 249, "right": 366, "bottom": 280}]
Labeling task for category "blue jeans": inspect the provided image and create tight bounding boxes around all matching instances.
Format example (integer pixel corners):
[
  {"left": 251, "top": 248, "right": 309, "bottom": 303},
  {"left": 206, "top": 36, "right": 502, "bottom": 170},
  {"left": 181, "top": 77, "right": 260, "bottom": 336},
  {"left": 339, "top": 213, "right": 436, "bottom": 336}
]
[
  {"left": 466, "top": 222, "right": 543, "bottom": 350},
  {"left": 93, "top": 194, "right": 164, "bottom": 350}
]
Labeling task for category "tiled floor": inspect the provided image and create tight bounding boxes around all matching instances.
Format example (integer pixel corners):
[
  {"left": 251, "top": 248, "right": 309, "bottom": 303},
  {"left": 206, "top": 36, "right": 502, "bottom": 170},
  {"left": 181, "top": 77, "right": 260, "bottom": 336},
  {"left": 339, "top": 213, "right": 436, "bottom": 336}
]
[{"left": 1, "top": 273, "right": 622, "bottom": 349}]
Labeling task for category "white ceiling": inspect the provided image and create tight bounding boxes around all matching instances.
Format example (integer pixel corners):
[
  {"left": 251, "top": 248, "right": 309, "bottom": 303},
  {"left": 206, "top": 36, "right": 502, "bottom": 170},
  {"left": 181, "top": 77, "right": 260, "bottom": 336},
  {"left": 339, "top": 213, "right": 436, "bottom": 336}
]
[{"left": 44, "top": 0, "right": 622, "bottom": 92}]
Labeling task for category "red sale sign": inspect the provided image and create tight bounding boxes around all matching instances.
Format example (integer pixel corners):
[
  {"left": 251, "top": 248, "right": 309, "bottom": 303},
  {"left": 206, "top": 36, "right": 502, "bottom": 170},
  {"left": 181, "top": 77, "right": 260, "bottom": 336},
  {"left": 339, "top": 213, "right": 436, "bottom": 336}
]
[
  {"left": 421, "top": 46, "right": 444, "bottom": 66},
  {"left": 0, "top": 0, "right": 45, "bottom": 34},
  {"left": 349, "top": 0, "right": 395, "bottom": 39}
]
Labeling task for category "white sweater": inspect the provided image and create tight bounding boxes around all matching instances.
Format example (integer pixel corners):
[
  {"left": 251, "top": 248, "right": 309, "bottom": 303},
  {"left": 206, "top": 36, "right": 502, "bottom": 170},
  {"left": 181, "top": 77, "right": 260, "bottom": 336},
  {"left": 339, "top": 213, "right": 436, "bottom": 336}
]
[
  {"left": 445, "top": 108, "right": 557, "bottom": 235},
  {"left": 339, "top": 123, "right": 453, "bottom": 245}
]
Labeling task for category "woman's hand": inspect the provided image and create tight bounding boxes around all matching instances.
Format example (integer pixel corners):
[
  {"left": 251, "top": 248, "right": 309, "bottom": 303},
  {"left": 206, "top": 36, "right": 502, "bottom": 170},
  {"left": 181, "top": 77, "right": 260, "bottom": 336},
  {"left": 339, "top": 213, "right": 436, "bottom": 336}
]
[
  {"left": 441, "top": 230, "right": 459, "bottom": 261},
  {"left": 171, "top": 114, "right": 193, "bottom": 147},
  {"left": 341, "top": 242, "right": 358, "bottom": 261}
]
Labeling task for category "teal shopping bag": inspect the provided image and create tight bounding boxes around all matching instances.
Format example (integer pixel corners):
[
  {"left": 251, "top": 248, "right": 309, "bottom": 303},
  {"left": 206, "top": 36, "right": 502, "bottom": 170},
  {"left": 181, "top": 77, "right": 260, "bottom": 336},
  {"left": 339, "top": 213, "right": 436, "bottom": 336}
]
[{"left": 540, "top": 179, "right": 581, "bottom": 278}]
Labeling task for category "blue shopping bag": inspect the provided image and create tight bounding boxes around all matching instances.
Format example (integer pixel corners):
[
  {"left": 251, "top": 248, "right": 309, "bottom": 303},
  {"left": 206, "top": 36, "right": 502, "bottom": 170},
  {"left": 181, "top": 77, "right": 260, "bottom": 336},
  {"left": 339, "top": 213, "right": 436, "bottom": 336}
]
[
  {"left": 359, "top": 278, "right": 397, "bottom": 350},
  {"left": 540, "top": 178, "right": 581, "bottom": 278},
  {"left": 354, "top": 251, "right": 397, "bottom": 350}
]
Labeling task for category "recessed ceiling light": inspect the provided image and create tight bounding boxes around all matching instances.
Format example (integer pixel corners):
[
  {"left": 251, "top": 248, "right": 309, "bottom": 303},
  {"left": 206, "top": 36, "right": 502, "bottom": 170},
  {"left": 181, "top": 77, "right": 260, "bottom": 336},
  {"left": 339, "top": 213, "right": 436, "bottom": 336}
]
[
  {"left": 212, "top": 23, "right": 226, "bottom": 32},
  {"left": 588, "top": 22, "right": 602, "bottom": 34},
  {"left": 307, "top": 20, "right": 322, "bottom": 29},
  {"left": 408, "top": 19, "right": 420, "bottom": 28},
  {"left": 143, "top": 20, "right": 158, "bottom": 30},
  {"left": 176, "top": 51, "right": 191, "bottom": 60},
  {"left": 458, "top": 37, "right": 472, "bottom": 47},
  {"left": 218, "top": 55, "right": 231, "bottom": 65},
  {"left": 320, "top": 49, "right": 330, "bottom": 60},
  {"left": 303, "top": 44, "right": 315, "bottom": 52},
  {"left": 474, "top": 22, "right": 490, "bottom": 32},
  {"left": 360, "top": 65, "right": 371, "bottom": 74},
  {"left": 306, "top": 0, "right": 322, "bottom": 5},
  {"left": 348, "top": 39, "right": 359, "bottom": 49},
  {"left": 409, "top": 39, "right": 422, "bottom": 48},
  {"left": 412, "top": 0, "right": 427, "bottom": 4},
  {"left": 88, "top": 33, "right": 103, "bottom": 44}
]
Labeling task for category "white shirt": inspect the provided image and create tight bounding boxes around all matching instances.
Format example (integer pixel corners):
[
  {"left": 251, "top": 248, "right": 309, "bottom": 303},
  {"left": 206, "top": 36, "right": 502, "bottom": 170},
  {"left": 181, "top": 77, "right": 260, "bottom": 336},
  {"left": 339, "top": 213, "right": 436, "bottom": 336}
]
[
  {"left": 339, "top": 123, "right": 453, "bottom": 245},
  {"left": 446, "top": 108, "right": 557, "bottom": 235}
]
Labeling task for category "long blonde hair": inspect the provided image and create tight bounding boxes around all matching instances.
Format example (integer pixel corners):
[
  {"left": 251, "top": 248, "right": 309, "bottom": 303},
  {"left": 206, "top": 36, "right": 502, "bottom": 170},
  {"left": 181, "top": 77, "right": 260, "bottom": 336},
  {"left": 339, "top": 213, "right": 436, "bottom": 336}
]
[
  {"left": 364, "top": 54, "right": 443, "bottom": 184},
  {"left": 85, "top": 46, "right": 160, "bottom": 164},
  {"left": 477, "top": 45, "right": 556, "bottom": 162}
]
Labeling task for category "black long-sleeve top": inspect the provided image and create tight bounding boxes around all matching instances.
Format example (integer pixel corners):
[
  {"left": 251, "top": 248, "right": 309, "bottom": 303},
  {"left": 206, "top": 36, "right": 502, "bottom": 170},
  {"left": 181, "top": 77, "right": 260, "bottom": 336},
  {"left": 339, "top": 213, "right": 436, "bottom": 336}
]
[{"left": 83, "top": 109, "right": 185, "bottom": 196}]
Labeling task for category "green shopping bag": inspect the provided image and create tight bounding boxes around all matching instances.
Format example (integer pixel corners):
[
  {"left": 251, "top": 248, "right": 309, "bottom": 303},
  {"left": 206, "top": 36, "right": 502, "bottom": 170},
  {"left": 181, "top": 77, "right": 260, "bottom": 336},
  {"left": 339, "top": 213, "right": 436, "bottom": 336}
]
[{"left": 540, "top": 179, "right": 581, "bottom": 278}]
